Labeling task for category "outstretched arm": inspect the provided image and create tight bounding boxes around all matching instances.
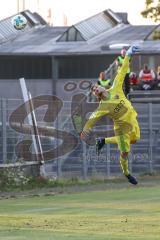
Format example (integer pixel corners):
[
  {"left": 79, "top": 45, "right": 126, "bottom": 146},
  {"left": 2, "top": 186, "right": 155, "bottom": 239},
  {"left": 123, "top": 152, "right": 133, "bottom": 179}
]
[
  {"left": 112, "top": 55, "right": 130, "bottom": 90},
  {"left": 112, "top": 46, "right": 140, "bottom": 91},
  {"left": 80, "top": 105, "right": 107, "bottom": 141}
]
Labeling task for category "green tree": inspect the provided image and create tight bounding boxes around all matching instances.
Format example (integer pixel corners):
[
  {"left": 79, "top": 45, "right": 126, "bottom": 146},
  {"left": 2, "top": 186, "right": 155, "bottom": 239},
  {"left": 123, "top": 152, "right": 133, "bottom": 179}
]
[{"left": 141, "top": 0, "right": 160, "bottom": 22}]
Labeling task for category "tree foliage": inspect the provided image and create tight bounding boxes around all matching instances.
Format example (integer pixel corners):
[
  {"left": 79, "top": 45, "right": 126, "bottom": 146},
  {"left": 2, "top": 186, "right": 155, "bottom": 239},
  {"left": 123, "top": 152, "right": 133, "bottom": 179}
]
[{"left": 141, "top": 0, "right": 160, "bottom": 22}]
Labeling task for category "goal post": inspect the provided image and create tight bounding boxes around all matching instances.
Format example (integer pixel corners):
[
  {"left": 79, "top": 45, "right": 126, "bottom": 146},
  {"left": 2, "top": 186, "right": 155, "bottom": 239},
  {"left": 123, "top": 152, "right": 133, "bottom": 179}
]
[{"left": 19, "top": 77, "right": 46, "bottom": 176}]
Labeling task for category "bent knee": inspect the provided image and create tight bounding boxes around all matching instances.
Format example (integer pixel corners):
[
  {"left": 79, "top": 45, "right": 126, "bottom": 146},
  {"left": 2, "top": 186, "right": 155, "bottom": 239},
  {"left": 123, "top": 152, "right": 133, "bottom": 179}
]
[{"left": 121, "top": 152, "right": 129, "bottom": 158}]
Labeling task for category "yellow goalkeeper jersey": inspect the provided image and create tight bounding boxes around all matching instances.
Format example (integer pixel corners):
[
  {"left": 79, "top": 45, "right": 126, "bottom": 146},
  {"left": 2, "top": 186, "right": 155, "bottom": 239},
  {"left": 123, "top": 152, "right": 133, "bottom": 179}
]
[{"left": 84, "top": 55, "right": 138, "bottom": 132}]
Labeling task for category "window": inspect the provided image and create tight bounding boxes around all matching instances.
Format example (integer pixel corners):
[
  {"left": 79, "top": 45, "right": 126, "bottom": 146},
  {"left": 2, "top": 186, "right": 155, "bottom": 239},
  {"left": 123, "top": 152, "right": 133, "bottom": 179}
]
[
  {"left": 58, "top": 55, "right": 115, "bottom": 79},
  {"left": 0, "top": 56, "right": 52, "bottom": 79}
]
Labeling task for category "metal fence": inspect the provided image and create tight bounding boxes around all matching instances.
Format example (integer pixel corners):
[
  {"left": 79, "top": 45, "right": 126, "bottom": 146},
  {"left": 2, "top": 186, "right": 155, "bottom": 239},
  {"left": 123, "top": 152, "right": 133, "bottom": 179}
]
[{"left": 0, "top": 97, "right": 160, "bottom": 179}]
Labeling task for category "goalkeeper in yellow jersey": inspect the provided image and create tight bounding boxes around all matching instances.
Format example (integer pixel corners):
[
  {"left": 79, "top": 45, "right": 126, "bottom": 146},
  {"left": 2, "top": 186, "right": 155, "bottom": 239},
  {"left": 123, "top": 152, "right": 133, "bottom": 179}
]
[{"left": 81, "top": 46, "right": 140, "bottom": 185}]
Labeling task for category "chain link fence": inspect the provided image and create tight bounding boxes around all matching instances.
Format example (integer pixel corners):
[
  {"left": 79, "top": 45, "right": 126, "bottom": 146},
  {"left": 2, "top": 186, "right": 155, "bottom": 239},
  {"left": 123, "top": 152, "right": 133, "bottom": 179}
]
[{"left": 0, "top": 97, "right": 160, "bottom": 179}]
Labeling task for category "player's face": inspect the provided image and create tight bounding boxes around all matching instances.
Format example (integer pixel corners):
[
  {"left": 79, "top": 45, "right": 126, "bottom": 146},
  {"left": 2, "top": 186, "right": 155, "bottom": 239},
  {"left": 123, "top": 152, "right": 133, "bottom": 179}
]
[
  {"left": 92, "top": 84, "right": 107, "bottom": 98},
  {"left": 121, "top": 49, "right": 126, "bottom": 57}
]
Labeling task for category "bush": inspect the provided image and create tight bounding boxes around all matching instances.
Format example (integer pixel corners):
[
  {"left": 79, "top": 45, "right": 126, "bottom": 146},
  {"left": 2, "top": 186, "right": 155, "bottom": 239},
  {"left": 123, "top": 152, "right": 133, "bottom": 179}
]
[{"left": 0, "top": 166, "right": 29, "bottom": 190}]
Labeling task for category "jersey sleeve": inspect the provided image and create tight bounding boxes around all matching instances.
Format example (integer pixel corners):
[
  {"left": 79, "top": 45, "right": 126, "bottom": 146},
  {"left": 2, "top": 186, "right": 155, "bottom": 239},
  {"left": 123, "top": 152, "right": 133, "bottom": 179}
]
[
  {"left": 83, "top": 104, "right": 108, "bottom": 131},
  {"left": 112, "top": 55, "right": 130, "bottom": 91}
]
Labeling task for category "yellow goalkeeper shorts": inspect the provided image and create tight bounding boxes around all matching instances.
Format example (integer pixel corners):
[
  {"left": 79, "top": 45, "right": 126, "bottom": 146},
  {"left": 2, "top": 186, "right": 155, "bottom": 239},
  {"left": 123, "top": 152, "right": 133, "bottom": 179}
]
[{"left": 116, "top": 118, "right": 140, "bottom": 152}]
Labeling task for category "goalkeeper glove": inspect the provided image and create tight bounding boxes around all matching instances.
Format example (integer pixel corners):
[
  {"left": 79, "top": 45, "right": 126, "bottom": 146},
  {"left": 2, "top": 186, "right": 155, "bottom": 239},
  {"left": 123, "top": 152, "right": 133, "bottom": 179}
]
[
  {"left": 126, "top": 45, "right": 141, "bottom": 56},
  {"left": 80, "top": 130, "right": 90, "bottom": 141}
]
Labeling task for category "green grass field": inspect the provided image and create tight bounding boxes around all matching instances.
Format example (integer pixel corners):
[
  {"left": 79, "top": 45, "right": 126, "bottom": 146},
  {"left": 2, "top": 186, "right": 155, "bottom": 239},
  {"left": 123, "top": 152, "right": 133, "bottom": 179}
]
[{"left": 0, "top": 179, "right": 160, "bottom": 240}]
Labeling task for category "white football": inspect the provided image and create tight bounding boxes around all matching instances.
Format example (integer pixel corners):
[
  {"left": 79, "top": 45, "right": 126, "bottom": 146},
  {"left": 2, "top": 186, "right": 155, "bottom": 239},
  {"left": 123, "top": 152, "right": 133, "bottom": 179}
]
[{"left": 11, "top": 14, "right": 27, "bottom": 30}]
